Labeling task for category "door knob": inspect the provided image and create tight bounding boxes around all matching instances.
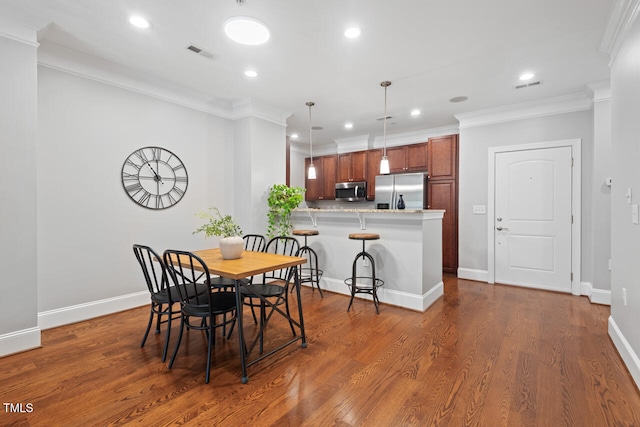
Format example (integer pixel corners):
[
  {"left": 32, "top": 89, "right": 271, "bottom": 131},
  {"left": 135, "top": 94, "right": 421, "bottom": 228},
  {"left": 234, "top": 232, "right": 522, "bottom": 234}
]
[
  {"left": 496, "top": 226, "right": 509, "bottom": 231},
  {"left": 496, "top": 217, "right": 502, "bottom": 222}
]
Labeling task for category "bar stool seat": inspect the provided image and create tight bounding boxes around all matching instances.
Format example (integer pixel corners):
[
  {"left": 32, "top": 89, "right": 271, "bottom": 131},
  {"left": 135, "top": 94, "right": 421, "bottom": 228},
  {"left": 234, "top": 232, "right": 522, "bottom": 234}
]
[
  {"left": 345, "top": 233, "right": 384, "bottom": 313},
  {"left": 293, "top": 229, "right": 323, "bottom": 297}
]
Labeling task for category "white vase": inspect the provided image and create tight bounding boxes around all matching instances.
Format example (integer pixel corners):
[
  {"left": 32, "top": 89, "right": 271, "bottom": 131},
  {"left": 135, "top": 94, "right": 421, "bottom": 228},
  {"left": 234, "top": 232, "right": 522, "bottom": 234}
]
[{"left": 219, "top": 236, "right": 244, "bottom": 260}]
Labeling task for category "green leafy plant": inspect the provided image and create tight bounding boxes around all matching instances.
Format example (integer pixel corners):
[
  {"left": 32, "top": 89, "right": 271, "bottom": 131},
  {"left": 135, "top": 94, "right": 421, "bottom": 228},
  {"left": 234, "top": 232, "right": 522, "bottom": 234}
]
[
  {"left": 193, "top": 207, "right": 243, "bottom": 238},
  {"left": 267, "top": 184, "right": 306, "bottom": 238}
]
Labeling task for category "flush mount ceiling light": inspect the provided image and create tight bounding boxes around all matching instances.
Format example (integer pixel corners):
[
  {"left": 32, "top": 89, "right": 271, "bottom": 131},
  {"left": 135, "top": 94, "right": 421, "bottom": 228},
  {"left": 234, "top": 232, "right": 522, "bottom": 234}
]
[
  {"left": 244, "top": 70, "right": 258, "bottom": 78},
  {"left": 411, "top": 109, "right": 421, "bottom": 116},
  {"left": 345, "top": 122, "right": 353, "bottom": 129},
  {"left": 519, "top": 72, "right": 535, "bottom": 81},
  {"left": 224, "top": 17, "right": 270, "bottom": 45},
  {"left": 344, "top": 27, "right": 362, "bottom": 39},
  {"left": 129, "top": 16, "right": 151, "bottom": 29}
]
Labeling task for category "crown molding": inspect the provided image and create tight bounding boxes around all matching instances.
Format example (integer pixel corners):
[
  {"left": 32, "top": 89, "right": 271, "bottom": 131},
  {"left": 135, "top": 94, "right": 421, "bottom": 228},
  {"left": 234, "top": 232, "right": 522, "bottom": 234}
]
[
  {"left": 586, "top": 80, "right": 612, "bottom": 102},
  {"left": 371, "top": 125, "right": 459, "bottom": 149},
  {"left": 600, "top": 0, "right": 640, "bottom": 66},
  {"left": 0, "top": 16, "right": 43, "bottom": 47},
  {"left": 334, "top": 134, "right": 370, "bottom": 153},
  {"left": 455, "top": 93, "right": 592, "bottom": 129},
  {"left": 37, "top": 41, "right": 288, "bottom": 125}
]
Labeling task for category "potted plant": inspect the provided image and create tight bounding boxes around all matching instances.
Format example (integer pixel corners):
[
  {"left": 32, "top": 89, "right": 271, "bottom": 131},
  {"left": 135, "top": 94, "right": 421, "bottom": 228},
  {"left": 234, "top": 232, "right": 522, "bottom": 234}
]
[
  {"left": 267, "top": 184, "right": 306, "bottom": 238},
  {"left": 193, "top": 207, "right": 244, "bottom": 260}
]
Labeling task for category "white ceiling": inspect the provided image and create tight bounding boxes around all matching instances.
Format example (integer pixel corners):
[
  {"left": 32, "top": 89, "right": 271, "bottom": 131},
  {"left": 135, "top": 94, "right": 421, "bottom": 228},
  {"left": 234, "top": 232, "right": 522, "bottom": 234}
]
[{"left": 0, "top": 0, "right": 615, "bottom": 148}]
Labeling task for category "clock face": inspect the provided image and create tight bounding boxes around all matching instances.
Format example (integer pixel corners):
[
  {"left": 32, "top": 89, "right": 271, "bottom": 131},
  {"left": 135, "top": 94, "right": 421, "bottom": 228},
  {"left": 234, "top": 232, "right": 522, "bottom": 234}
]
[{"left": 121, "top": 146, "right": 188, "bottom": 209}]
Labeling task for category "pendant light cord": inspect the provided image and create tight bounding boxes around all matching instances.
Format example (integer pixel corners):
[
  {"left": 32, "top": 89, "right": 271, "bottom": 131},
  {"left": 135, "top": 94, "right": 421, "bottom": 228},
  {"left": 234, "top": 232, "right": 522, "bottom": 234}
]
[{"left": 306, "top": 101, "right": 315, "bottom": 163}]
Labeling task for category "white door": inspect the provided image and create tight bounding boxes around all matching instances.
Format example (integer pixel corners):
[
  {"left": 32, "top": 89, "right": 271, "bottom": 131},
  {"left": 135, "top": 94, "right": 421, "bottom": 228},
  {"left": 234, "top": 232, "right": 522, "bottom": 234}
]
[{"left": 494, "top": 146, "right": 572, "bottom": 292}]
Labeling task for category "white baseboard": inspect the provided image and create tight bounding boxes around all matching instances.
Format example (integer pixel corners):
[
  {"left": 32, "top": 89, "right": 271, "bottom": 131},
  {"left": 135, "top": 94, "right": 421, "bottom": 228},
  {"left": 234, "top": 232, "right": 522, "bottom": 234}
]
[
  {"left": 457, "top": 268, "right": 489, "bottom": 282},
  {"left": 0, "top": 327, "right": 41, "bottom": 357},
  {"left": 317, "top": 278, "right": 443, "bottom": 312},
  {"left": 608, "top": 316, "right": 640, "bottom": 391},
  {"left": 38, "top": 291, "right": 149, "bottom": 330},
  {"left": 581, "top": 281, "right": 612, "bottom": 305}
]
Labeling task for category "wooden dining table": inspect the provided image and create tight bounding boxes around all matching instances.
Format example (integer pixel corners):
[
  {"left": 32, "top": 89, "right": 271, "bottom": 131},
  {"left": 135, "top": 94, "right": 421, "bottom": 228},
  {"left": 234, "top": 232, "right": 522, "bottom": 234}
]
[{"left": 192, "top": 248, "right": 307, "bottom": 384}]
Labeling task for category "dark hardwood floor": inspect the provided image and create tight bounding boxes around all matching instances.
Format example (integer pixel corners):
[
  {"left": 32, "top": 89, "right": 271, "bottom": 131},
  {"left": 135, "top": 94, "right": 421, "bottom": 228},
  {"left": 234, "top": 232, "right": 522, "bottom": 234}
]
[{"left": 2, "top": 277, "right": 639, "bottom": 426}]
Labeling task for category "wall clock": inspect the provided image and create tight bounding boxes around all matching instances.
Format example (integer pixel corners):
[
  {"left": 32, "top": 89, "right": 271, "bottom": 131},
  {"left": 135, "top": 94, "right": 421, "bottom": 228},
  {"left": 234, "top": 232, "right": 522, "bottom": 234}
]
[{"left": 121, "top": 146, "right": 188, "bottom": 209}]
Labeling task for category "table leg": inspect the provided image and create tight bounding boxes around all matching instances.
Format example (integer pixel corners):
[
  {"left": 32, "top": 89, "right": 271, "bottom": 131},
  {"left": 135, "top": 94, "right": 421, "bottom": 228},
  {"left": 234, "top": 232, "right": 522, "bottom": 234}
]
[
  {"left": 235, "top": 279, "right": 249, "bottom": 384},
  {"left": 294, "top": 268, "right": 307, "bottom": 348}
]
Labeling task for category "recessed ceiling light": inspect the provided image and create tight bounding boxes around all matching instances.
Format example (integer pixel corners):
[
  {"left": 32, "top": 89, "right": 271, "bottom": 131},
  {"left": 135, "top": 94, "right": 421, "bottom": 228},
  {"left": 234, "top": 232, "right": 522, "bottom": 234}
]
[
  {"left": 290, "top": 133, "right": 299, "bottom": 139},
  {"left": 345, "top": 122, "right": 353, "bottom": 129},
  {"left": 129, "top": 16, "right": 150, "bottom": 29},
  {"left": 244, "top": 70, "right": 258, "bottom": 78},
  {"left": 344, "top": 27, "right": 362, "bottom": 39},
  {"left": 224, "top": 17, "right": 270, "bottom": 45},
  {"left": 449, "top": 96, "right": 468, "bottom": 103},
  {"left": 519, "top": 72, "right": 535, "bottom": 81},
  {"left": 411, "top": 109, "right": 421, "bottom": 116}
]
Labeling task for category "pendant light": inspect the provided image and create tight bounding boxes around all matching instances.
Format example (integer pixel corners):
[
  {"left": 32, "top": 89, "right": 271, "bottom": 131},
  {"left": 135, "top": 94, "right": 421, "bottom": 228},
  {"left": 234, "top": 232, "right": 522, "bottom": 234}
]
[
  {"left": 380, "top": 81, "right": 391, "bottom": 174},
  {"left": 306, "top": 101, "right": 317, "bottom": 180}
]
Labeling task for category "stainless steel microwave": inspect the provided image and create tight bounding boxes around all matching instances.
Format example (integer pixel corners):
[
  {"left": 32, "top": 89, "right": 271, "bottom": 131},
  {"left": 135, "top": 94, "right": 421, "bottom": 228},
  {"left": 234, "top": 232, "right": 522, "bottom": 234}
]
[{"left": 335, "top": 181, "right": 367, "bottom": 201}]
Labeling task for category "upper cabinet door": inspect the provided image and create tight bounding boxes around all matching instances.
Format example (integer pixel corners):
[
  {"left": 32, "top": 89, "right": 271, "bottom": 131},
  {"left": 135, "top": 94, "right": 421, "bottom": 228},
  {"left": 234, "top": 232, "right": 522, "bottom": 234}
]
[
  {"left": 386, "top": 146, "right": 407, "bottom": 174},
  {"left": 321, "top": 155, "right": 337, "bottom": 199},
  {"left": 406, "top": 142, "right": 428, "bottom": 172},
  {"left": 428, "top": 135, "right": 458, "bottom": 180},
  {"left": 366, "top": 149, "right": 383, "bottom": 200},
  {"left": 338, "top": 151, "right": 367, "bottom": 182}
]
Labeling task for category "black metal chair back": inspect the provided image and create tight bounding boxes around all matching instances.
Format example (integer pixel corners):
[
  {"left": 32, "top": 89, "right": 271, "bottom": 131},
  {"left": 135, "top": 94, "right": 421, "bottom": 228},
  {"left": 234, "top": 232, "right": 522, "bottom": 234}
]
[
  {"left": 133, "top": 244, "right": 166, "bottom": 295},
  {"left": 243, "top": 234, "right": 266, "bottom": 252},
  {"left": 163, "top": 250, "right": 212, "bottom": 307},
  {"left": 263, "top": 236, "right": 300, "bottom": 282}
]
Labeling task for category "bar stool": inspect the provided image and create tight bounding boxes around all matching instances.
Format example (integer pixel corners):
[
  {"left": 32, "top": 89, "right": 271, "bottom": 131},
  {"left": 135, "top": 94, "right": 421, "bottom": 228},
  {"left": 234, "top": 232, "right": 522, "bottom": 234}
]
[
  {"left": 344, "top": 233, "right": 384, "bottom": 314},
  {"left": 292, "top": 229, "right": 324, "bottom": 297}
]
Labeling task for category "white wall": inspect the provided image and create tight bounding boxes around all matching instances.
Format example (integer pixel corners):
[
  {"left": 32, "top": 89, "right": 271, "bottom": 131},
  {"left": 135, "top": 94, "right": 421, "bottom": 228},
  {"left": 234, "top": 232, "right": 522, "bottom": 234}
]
[
  {"left": 609, "top": 8, "right": 640, "bottom": 388},
  {"left": 36, "top": 66, "right": 234, "bottom": 313},
  {"left": 457, "top": 110, "right": 596, "bottom": 283},
  {"left": 0, "top": 21, "right": 40, "bottom": 354}
]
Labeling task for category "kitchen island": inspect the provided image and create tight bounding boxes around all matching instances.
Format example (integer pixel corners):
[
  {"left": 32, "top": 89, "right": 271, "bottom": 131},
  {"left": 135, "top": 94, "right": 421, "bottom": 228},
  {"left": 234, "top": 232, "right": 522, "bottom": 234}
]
[{"left": 291, "top": 208, "right": 445, "bottom": 312}]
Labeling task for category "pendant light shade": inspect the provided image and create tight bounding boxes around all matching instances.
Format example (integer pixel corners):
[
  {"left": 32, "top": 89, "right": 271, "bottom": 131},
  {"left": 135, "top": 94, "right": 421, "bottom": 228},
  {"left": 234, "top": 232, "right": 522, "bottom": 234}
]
[
  {"left": 380, "top": 81, "right": 392, "bottom": 174},
  {"left": 306, "top": 101, "right": 317, "bottom": 180}
]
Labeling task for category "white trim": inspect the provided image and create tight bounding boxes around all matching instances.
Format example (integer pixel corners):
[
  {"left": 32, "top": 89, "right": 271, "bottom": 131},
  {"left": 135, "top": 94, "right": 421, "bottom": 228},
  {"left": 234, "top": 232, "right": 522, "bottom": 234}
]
[
  {"left": 0, "top": 327, "right": 41, "bottom": 357},
  {"left": 609, "top": 316, "right": 640, "bottom": 390},
  {"left": 457, "top": 268, "right": 489, "bottom": 283},
  {"left": 600, "top": 0, "right": 640, "bottom": 66},
  {"left": 372, "top": 125, "right": 459, "bottom": 149},
  {"left": 317, "top": 278, "right": 443, "bottom": 312},
  {"left": 487, "top": 139, "right": 582, "bottom": 295},
  {"left": 38, "top": 291, "right": 149, "bottom": 330},
  {"left": 0, "top": 16, "right": 43, "bottom": 47},
  {"left": 455, "top": 94, "right": 592, "bottom": 129},
  {"left": 581, "top": 281, "right": 612, "bottom": 305}
]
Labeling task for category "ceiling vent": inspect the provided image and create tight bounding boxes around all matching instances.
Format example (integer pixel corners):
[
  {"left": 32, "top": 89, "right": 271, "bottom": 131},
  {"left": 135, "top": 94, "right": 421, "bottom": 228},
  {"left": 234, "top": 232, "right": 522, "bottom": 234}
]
[
  {"left": 185, "top": 44, "right": 215, "bottom": 60},
  {"left": 515, "top": 80, "right": 542, "bottom": 90},
  {"left": 376, "top": 115, "right": 393, "bottom": 121}
]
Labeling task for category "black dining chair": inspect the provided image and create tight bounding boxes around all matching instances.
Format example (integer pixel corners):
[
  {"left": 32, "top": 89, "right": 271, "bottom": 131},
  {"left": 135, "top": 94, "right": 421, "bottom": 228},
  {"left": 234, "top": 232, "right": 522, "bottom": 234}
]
[
  {"left": 163, "top": 249, "right": 237, "bottom": 384},
  {"left": 240, "top": 236, "right": 300, "bottom": 353},
  {"left": 133, "top": 244, "right": 209, "bottom": 362}
]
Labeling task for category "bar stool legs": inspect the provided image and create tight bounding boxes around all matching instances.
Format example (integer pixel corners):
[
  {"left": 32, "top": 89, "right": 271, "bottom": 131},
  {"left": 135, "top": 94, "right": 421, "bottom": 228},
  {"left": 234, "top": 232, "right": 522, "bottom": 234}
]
[
  {"left": 292, "top": 230, "right": 324, "bottom": 297},
  {"left": 345, "top": 233, "right": 384, "bottom": 314}
]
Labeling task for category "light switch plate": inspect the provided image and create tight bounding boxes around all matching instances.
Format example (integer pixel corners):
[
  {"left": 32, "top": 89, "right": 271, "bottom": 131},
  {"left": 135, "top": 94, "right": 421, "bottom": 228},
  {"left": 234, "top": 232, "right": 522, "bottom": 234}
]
[{"left": 473, "top": 205, "right": 486, "bottom": 214}]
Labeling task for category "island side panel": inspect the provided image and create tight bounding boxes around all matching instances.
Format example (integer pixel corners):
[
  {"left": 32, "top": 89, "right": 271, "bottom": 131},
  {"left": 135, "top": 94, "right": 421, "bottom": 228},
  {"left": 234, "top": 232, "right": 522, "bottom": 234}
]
[{"left": 291, "top": 209, "right": 444, "bottom": 312}]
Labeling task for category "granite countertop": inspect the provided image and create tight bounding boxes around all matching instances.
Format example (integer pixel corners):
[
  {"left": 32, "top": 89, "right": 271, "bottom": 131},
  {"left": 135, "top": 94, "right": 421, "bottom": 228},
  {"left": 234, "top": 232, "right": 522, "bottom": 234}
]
[{"left": 294, "top": 207, "right": 427, "bottom": 214}]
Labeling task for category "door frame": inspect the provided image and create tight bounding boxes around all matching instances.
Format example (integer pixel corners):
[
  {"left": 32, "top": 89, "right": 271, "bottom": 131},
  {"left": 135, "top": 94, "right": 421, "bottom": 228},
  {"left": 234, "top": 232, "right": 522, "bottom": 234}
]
[{"left": 487, "top": 139, "right": 581, "bottom": 295}]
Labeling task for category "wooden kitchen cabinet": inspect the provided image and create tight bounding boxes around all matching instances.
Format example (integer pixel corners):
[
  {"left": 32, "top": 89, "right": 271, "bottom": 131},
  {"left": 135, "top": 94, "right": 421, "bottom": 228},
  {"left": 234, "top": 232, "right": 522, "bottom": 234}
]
[
  {"left": 428, "top": 135, "right": 458, "bottom": 180},
  {"left": 366, "top": 148, "right": 383, "bottom": 200},
  {"left": 305, "top": 155, "right": 337, "bottom": 201},
  {"left": 428, "top": 179, "right": 458, "bottom": 274},
  {"left": 337, "top": 151, "right": 367, "bottom": 182},
  {"left": 386, "top": 143, "right": 428, "bottom": 173}
]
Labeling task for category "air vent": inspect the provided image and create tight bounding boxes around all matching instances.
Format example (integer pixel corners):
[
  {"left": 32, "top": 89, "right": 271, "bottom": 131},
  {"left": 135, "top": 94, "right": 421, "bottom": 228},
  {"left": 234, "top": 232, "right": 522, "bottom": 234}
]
[
  {"left": 515, "top": 80, "right": 542, "bottom": 89},
  {"left": 185, "top": 44, "right": 215, "bottom": 60},
  {"left": 376, "top": 116, "right": 393, "bottom": 121}
]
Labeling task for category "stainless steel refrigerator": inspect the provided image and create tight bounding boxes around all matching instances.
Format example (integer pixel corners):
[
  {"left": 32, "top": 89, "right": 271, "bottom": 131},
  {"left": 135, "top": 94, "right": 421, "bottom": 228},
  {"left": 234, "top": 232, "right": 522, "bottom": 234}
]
[{"left": 375, "top": 172, "right": 428, "bottom": 209}]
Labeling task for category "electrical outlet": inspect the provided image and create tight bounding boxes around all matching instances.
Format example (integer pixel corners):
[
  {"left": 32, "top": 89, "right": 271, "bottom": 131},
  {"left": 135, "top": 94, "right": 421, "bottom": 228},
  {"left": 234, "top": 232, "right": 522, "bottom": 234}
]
[{"left": 622, "top": 287, "right": 628, "bottom": 306}]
